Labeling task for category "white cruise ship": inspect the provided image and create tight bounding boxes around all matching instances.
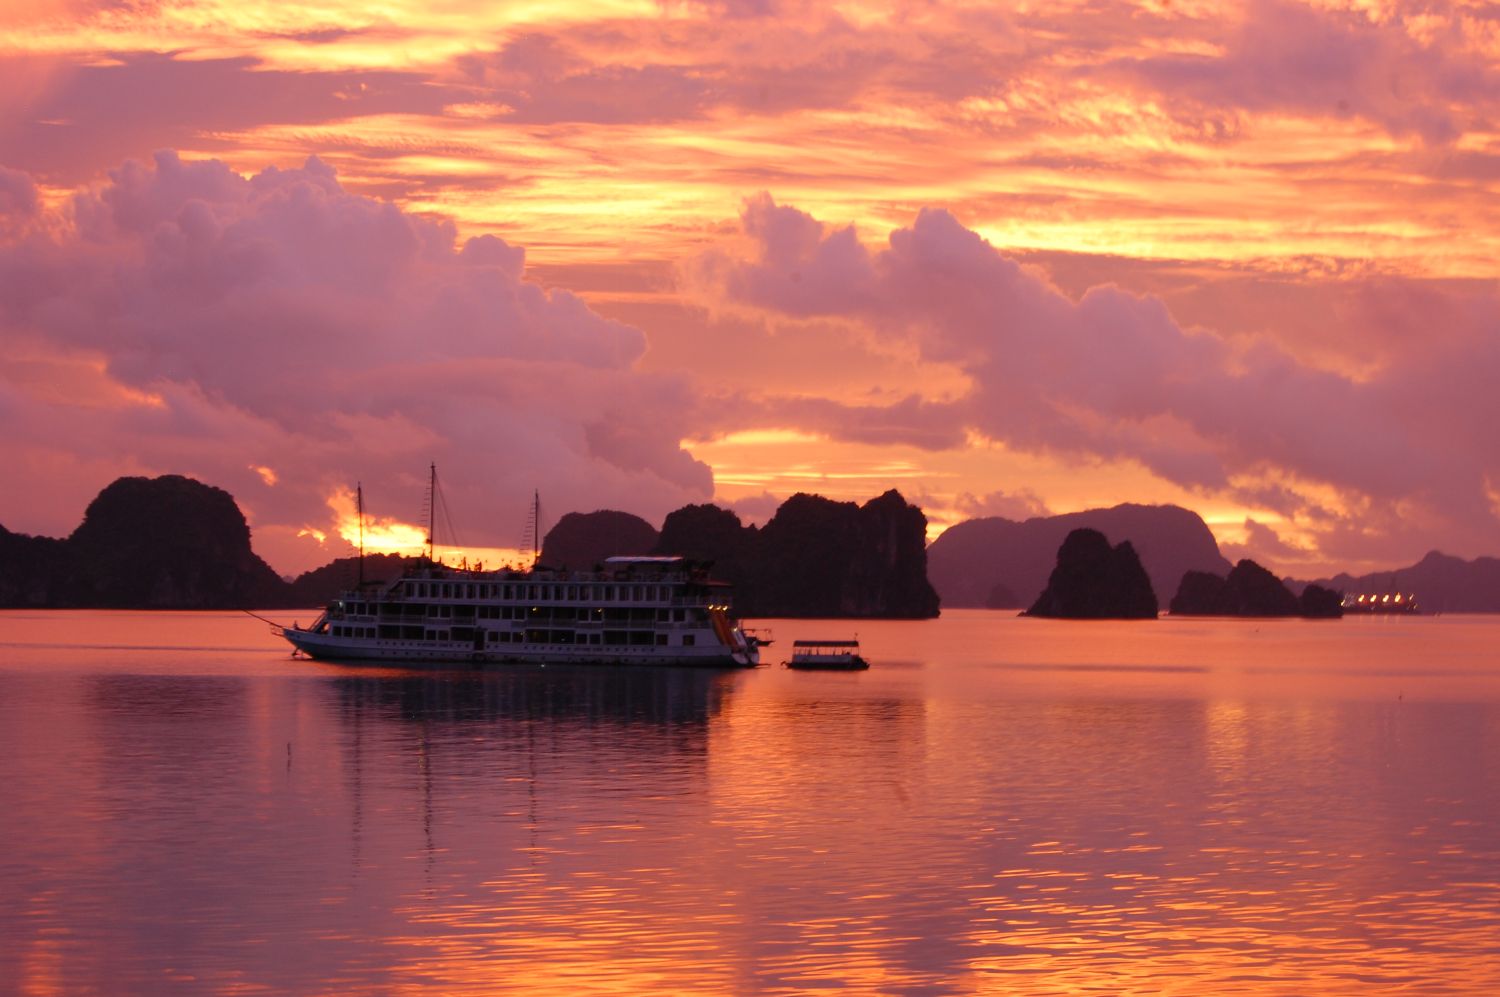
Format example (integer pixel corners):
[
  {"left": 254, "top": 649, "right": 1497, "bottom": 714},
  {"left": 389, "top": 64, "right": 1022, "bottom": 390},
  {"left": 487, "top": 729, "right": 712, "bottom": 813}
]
[{"left": 279, "top": 556, "right": 761, "bottom": 668}]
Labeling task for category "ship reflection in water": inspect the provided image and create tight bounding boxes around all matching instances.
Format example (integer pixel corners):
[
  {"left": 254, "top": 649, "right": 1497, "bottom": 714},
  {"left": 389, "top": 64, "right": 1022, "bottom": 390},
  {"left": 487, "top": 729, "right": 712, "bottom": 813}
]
[{"left": 1, "top": 610, "right": 1499, "bottom": 994}]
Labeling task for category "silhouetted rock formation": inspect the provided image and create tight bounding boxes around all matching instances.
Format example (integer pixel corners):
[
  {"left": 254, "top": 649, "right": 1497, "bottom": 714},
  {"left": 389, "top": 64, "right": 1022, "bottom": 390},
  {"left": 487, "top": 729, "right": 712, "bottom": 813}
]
[
  {"left": 650, "top": 491, "right": 939, "bottom": 618},
  {"left": 1170, "top": 570, "right": 1228, "bottom": 616},
  {"left": 284, "top": 552, "right": 418, "bottom": 607},
  {"left": 1296, "top": 550, "right": 1500, "bottom": 613},
  {"left": 1171, "top": 560, "right": 1343, "bottom": 618},
  {"left": 1025, "top": 528, "right": 1157, "bottom": 619},
  {"left": 0, "top": 475, "right": 287, "bottom": 608},
  {"left": 655, "top": 504, "right": 751, "bottom": 577},
  {"left": 0, "top": 525, "right": 70, "bottom": 606},
  {"left": 1299, "top": 584, "right": 1344, "bottom": 618},
  {"left": 540, "top": 510, "right": 659, "bottom": 568},
  {"left": 752, "top": 490, "right": 939, "bottom": 618},
  {"left": 928, "top": 504, "right": 1230, "bottom": 611},
  {"left": 493, "top": 491, "right": 939, "bottom": 618}
]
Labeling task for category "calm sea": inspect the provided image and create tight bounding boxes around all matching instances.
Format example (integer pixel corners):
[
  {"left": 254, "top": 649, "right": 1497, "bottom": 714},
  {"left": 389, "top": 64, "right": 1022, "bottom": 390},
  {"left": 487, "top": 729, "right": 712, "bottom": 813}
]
[{"left": 1, "top": 609, "right": 1497, "bottom": 995}]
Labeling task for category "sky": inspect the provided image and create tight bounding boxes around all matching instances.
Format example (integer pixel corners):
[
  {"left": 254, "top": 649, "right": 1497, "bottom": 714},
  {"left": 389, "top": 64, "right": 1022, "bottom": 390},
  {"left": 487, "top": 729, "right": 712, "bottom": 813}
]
[{"left": 2, "top": 0, "right": 1499, "bottom": 578}]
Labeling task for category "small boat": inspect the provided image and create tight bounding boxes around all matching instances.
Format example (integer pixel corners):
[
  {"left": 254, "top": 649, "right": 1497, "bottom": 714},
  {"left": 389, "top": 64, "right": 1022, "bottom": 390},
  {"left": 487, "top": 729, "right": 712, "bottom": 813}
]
[{"left": 786, "top": 639, "right": 868, "bottom": 670}]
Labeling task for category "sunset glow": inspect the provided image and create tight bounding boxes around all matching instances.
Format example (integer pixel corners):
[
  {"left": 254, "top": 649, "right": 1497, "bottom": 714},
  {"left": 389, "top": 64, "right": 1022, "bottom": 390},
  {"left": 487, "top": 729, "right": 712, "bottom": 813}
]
[{"left": 3, "top": 0, "right": 1499, "bottom": 576}]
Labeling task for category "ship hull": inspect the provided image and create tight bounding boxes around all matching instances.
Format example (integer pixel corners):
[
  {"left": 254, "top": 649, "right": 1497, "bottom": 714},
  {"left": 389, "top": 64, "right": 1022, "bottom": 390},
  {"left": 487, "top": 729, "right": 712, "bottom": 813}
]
[{"left": 281, "top": 626, "right": 757, "bottom": 668}]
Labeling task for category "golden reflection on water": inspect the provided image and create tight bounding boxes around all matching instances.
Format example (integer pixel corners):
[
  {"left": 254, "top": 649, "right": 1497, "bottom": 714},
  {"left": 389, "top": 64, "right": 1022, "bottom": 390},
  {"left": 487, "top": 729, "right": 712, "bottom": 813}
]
[{"left": 1, "top": 611, "right": 1499, "bottom": 994}]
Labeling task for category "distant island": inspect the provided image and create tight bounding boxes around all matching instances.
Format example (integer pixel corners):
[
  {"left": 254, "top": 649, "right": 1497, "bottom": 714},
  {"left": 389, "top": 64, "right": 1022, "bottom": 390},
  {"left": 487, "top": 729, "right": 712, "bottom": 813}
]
[
  {"left": 1171, "top": 561, "right": 1343, "bottom": 618},
  {"left": 6, "top": 473, "right": 1500, "bottom": 616},
  {"left": 1023, "top": 528, "right": 1158, "bottom": 619},
  {"left": 543, "top": 490, "right": 940, "bottom": 618},
  {"left": 0, "top": 475, "right": 939, "bottom": 618},
  {"left": 1292, "top": 552, "right": 1500, "bottom": 614},
  {"left": 0, "top": 476, "right": 288, "bottom": 609},
  {"left": 927, "top": 503, "right": 1231, "bottom": 611}
]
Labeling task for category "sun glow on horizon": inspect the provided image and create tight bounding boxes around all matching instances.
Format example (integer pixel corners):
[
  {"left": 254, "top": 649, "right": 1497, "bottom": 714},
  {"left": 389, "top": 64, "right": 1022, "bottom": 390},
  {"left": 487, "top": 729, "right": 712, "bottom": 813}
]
[{"left": 325, "top": 487, "right": 536, "bottom": 569}]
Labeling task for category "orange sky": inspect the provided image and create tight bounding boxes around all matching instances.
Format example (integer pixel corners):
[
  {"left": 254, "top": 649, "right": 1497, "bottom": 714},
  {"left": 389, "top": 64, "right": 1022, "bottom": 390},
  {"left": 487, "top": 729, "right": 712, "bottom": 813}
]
[{"left": 2, "top": 0, "right": 1499, "bottom": 576}]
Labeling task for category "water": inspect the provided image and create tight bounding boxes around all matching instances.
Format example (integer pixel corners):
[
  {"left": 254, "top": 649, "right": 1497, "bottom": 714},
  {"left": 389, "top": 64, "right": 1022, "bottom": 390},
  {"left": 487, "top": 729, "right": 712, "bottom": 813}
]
[{"left": 1, "top": 610, "right": 1498, "bottom": 995}]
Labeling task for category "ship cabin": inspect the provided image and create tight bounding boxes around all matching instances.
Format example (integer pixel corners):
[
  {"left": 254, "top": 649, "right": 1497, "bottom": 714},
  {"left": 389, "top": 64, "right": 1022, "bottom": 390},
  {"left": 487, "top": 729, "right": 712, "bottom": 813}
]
[{"left": 320, "top": 555, "right": 737, "bottom": 653}]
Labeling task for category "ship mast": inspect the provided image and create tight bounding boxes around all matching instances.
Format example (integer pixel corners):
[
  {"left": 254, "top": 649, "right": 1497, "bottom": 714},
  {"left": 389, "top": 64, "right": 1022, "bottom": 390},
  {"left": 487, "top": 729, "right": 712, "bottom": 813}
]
[
  {"left": 425, "top": 462, "right": 436, "bottom": 564},
  {"left": 533, "top": 489, "right": 541, "bottom": 567},
  {"left": 356, "top": 482, "right": 365, "bottom": 586}
]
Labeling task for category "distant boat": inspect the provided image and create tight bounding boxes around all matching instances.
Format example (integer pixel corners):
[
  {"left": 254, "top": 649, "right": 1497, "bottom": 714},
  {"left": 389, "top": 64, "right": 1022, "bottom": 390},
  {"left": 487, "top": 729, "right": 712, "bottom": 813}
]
[
  {"left": 785, "top": 639, "right": 868, "bottom": 670},
  {"left": 1342, "top": 592, "right": 1420, "bottom": 615}
]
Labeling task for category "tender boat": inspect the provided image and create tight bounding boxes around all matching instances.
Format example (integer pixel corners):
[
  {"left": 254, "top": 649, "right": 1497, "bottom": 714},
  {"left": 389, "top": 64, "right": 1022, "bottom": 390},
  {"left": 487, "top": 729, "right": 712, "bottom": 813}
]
[{"left": 786, "top": 639, "right": 868, "bottom": 670}]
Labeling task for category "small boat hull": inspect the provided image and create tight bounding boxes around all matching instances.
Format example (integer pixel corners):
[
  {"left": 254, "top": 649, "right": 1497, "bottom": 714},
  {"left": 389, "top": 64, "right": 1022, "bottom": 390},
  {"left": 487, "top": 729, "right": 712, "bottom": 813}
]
[
  {"left": 786, "top": 655, "right": 868, "bottom": 671},
  {"left": 784, "top": 639, "right": 868, "bottom": 670}
]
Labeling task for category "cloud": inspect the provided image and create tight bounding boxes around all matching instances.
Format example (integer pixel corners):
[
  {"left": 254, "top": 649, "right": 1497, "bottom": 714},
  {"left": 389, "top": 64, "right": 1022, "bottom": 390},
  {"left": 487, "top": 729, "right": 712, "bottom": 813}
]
[
  {"left": 954, "top": 489, "right": 1051, "bottom": 522},
  {"left": 0, "top": 152, "right": 713, "bottom": 571},
  {"left": 0, "top": 167, "right": 39, "bottom": 221},
  {"left": 0, "top": 52, "right": 456, "bottom": 181},
  {"left": 1220, "top": 517, "right": 1311, "bottom": 568},
  {"left": 1105, "top": 0, "right": 1493, "bottom": 145},
  {"left": 694, "top": 194, "right": 1500, "bottom": 563}
]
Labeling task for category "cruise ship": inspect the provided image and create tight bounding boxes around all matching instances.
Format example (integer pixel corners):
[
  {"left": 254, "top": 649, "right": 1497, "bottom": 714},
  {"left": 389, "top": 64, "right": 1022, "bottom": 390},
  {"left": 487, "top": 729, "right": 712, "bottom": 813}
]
[{"left": 278, "top": 556, "right": 761, "bottom": 668}]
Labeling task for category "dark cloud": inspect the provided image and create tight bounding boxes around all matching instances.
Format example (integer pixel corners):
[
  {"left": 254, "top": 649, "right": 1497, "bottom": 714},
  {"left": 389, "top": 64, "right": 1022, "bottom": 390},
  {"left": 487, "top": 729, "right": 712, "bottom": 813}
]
[
  {"left": 1220, "top": 517, "right": 1310, "bottom": 567},
  {"left": 694, "top": 194, "right": 1500, "bottom": 563},
  {"left": 0, "top": 53, "right": 457, "bottom": 181},
  {"left": 0, "top": 166, "right": 39, "bottom": 220},
  {"left": 1104, "top": 0, "right": 1494, "bottom": 144},
  {"left": 0, "top": 152, "right": 713, "bottom": 570}
]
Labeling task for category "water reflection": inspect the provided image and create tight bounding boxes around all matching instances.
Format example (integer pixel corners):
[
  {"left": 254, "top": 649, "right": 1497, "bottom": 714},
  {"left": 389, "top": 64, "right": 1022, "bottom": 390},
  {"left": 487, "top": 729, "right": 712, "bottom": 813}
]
[
  {"left": 327, "top": 664, "right": 734, "bottom": 729},
  {"left": 1, "top": 613, "right": 1499, "bottom": 995}
]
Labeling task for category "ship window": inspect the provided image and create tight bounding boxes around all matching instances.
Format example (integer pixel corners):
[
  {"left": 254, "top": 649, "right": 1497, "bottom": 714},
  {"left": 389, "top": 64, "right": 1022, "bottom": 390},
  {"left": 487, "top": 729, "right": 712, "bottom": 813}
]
[
  {"left": 605, "top": 586, "right": 616, "bottom": 601},
  {"left": 674, "top": 609, "right": 684, "bottom": 622},
  {"left": 655, "top": 633, "right": 668, "bottom": 646},
  {"left": 683, "top": 635, "right": 694, "bottom": 646}
]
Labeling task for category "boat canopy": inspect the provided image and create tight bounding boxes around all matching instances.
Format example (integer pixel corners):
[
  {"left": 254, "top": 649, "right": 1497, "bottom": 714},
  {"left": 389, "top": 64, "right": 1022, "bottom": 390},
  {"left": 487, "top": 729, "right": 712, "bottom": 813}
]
[
  {"left": 604, "top": 556, "right": 685, "bottom": 565},
  {"left": 792, "top": 640, "right": 860, "bottom": 648}
]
